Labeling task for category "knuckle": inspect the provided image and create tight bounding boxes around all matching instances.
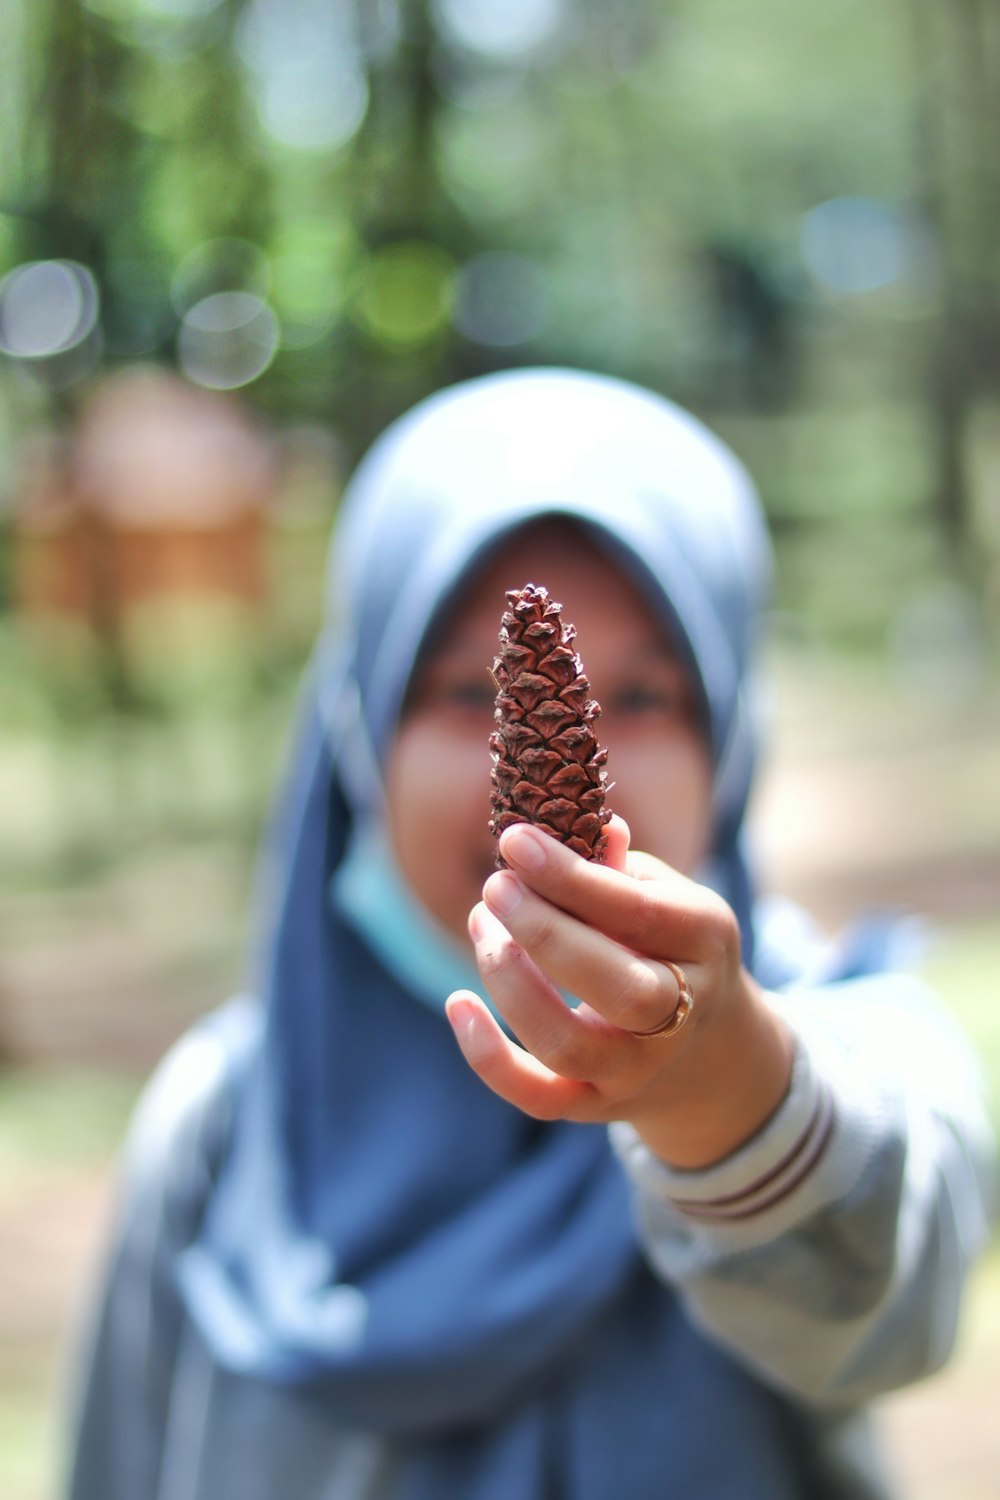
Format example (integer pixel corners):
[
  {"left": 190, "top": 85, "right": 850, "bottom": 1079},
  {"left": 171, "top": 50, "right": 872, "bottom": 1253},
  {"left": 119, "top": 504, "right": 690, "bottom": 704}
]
[
  {"left": 627, "top": 886, "right": 666, "bottom": 951},
  {"left": 524, "top": 907, "right": 560, "bottom": 958},
  {"left": 477, "top": 934, "right": 521, "bottom": 983},
  {"left": 699, "top": 893, "right": 741, "bottom": 961},
  {"left": 610, "top": 960, "right": 661, "bottom": 1024},
  {"left": 542, "top": 1028, "right": 591, "bottom": 1082},
  {"left": 543, "top": 1033, "right": 580, "bottom": 1076}
]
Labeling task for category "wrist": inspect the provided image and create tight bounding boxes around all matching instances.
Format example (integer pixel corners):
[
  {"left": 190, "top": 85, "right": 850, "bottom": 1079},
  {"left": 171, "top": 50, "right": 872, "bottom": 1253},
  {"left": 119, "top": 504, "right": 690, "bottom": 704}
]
[{"left": 627, "top": 972, "right": 795, "bottom": 1170}]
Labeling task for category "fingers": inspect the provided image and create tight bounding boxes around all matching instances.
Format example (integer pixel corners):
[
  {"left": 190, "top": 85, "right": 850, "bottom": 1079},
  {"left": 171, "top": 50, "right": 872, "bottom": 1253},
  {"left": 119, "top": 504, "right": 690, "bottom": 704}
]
[
  {"left": 467, "top": 901, "right": 625, "bottom": 1078},
  {"left": 603, "top": 813, "right": 631, "bottom": 873},
  {"left": 446, "top": 822, "right": 729, "bottom": 1119},
  {"left": 496, "top": 822, "right": 735, "bottom": 965},
  {"left": 444, "top": 992, "right": 598, "bottom": 1120},
  {"left": 478, "top": 876, "right": 691, "bottom": 1041}
]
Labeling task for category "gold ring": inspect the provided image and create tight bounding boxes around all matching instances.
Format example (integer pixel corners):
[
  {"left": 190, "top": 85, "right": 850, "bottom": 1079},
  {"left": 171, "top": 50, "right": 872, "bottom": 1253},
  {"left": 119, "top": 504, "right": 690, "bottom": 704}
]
[{"left": 627, "top": 961, "right": 695, "bottom": 1039}]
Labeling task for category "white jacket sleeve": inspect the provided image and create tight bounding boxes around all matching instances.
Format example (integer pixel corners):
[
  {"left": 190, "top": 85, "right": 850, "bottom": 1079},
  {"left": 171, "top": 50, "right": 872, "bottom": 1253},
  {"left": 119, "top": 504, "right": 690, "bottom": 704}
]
[{"left": 610, "top": 975, "right": 997, "bottom": 1406}]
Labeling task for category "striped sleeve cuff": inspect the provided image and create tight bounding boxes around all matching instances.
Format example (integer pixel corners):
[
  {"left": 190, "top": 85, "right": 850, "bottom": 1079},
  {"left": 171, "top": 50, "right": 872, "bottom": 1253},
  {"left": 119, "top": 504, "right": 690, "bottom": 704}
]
[
  {"left": 665, "top": 1074, "right": 835, "bottom": 1222},
  {"left": 609, "top": 1021, "right": 853, "bottom": 1238}
]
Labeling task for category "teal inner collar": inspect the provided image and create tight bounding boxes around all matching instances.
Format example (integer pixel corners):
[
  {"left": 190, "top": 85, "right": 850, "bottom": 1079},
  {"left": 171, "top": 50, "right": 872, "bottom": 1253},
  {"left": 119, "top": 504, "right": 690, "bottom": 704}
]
[{"left": 330, "top": 821, "right": 491, "bottom": 1019}]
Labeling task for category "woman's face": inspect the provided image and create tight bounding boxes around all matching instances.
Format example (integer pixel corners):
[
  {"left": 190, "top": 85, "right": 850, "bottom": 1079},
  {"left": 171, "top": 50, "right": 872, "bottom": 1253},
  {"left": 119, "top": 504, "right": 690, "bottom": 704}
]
[{"left": 385, "top": 525, "right": 714, "bottom": 944}]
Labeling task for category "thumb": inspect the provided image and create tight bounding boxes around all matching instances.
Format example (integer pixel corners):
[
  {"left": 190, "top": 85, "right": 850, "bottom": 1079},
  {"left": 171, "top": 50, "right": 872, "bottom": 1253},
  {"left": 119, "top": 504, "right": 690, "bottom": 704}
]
[{"left": 603, "top": 813, "right": 631, "bottom": 873}]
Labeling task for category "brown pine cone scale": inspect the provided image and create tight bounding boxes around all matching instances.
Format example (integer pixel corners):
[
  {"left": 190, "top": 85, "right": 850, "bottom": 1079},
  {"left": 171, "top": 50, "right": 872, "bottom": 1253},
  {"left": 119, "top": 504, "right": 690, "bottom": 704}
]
[{"left": 489, "top": 583, "right": 611, "bottom": 866}]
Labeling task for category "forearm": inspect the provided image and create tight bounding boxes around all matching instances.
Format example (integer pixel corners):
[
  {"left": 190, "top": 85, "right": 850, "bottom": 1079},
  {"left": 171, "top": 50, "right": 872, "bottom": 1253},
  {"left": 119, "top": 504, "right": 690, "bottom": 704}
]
[{"left": 612, "top": 978, "right": 997, "bottom": 1404}]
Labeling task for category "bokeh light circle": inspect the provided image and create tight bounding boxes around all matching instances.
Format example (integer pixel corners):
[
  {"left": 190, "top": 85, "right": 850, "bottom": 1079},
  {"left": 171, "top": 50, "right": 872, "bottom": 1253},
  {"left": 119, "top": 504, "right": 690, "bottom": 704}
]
[
  {"left": 800, "top": 198, "right": 910, "bottom": 296},
  {"left": 258, "top": 63, "right": 368, "bottom": 152},
  {"left": 236, "top": 0, "right": 369, "bottom": 153},
  {"left": 178, "top": 291, "right": 279, "bottom": 389},
  {"left": 433, "top": 0, "right": 566, "bottom": 59},
  {"left": 139, "top": 0, "right": 225, "bottom": 16},
  {"left": 0, "top": 260, "right": 100, "bottom": 359},
  {"left": 355, "top": 242, "right": 455, "bottom": 349}
]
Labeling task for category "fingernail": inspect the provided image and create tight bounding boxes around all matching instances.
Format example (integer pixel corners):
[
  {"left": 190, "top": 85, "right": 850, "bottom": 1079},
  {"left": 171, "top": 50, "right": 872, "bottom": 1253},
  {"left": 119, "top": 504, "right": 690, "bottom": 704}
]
[
  {"left": 484, "top": 870, "right": 522, "bottom": 917},
  {"left": 445, "top": 995, "right": 488, "bottom": 1060},
  {"left": 445, "top": 994, "right": 476, "bottom": 1039},
  {"left": 500, "top": 824, "right": 546, "bottom": 873}
]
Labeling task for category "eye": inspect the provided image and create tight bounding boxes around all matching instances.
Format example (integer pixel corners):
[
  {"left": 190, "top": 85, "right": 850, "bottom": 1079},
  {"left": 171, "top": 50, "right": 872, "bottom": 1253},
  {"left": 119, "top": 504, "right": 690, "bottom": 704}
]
[
  {"left": 610, "top": 683, "right": 683, "bottom": 716},
  {"left": 442, "top": 679, "right": 497, "bottom": 710}
]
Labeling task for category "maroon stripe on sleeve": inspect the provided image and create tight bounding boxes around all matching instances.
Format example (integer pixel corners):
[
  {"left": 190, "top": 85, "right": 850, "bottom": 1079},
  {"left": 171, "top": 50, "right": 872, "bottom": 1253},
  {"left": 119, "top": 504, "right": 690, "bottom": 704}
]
[{"left": 669, "top": 1083, "right": 835, "bottom": 1223}]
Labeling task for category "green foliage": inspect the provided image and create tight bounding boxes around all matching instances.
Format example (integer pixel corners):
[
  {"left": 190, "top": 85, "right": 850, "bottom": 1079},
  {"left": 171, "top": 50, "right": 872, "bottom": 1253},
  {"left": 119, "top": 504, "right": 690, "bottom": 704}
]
[
  {"left": 0, "top": 1069, "right": 140, "bottom": 1173},
  {"left": 923, "top": 922, "right": 1000, "bottom": 1138},
  {"left": 1, "top": 0, "right": 999, "bottom": 633}
]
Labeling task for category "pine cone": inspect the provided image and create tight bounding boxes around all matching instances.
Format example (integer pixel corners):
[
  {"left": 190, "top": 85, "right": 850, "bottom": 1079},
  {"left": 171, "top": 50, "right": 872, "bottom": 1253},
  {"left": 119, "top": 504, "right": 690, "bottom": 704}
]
[{"left": 489, "top": 583, "right": 611, "bottom": 866}]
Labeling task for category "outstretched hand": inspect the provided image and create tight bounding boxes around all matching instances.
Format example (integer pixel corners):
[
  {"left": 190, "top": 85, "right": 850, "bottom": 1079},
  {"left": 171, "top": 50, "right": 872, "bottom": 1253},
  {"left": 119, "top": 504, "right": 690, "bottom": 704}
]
[{"left": 445, "top": 816, "right": 793, "bottom": 1169}]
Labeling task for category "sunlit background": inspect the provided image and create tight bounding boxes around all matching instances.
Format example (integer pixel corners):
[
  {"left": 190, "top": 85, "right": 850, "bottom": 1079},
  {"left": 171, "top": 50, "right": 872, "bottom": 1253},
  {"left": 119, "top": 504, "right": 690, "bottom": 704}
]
[{"left": 1, "top": 2, "right": 998, "bottom": 1496}]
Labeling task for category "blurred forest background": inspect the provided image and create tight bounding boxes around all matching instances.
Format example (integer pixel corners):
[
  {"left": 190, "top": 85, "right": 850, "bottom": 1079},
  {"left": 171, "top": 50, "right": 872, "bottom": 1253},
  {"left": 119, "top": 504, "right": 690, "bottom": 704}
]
[{"left": 1, "top": 1, "right": 999, "bottom": 1497}]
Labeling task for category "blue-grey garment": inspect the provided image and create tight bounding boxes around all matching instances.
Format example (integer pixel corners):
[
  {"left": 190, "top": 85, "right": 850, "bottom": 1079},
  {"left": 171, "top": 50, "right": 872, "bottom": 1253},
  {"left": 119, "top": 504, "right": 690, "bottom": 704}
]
[
  {"left": 178, "top": 369, "right": 786, "bottom": 1438},
  {"left": 65, "top": 978, "right": 996, "bottom": 1500},
  {"left": 67, "top": 998, "right": 904, "bottom": 1500},
  {"left": 63, "top": 370, "right": 995, "bottom": 1500}
]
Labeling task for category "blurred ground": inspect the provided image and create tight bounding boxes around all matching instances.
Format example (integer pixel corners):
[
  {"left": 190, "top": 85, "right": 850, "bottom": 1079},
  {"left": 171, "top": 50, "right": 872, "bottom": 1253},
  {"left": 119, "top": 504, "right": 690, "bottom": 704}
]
[{"left": 1, "top": 645, "right": 998, "bottom": 1499}]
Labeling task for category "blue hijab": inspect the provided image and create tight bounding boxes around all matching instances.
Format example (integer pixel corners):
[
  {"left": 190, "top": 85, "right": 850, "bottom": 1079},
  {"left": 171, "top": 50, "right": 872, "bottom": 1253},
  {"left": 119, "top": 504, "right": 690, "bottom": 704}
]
[{"left": 179, "top": 371, "right": 832, "bottom": 1497}]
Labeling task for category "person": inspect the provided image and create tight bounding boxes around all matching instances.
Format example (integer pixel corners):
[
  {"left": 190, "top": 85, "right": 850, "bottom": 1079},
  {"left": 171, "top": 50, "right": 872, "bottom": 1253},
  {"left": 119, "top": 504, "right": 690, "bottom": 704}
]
[{"left": 65, "top": 369, "right": 995, "bottom": 1500}]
